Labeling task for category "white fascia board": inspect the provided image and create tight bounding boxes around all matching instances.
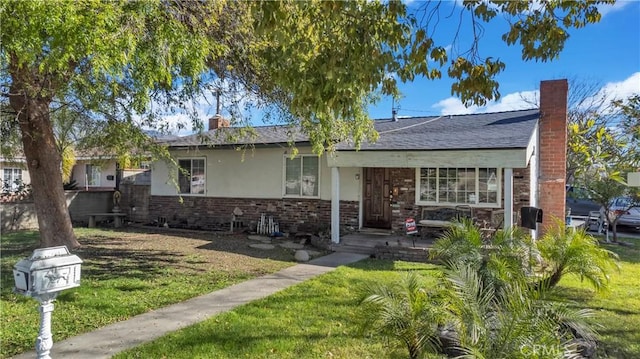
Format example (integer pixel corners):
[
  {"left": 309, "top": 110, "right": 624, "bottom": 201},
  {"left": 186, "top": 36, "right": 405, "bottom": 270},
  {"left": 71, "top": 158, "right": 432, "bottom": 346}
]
[{"left": 327, "top": 149, "right": 529, "bottom": 168}]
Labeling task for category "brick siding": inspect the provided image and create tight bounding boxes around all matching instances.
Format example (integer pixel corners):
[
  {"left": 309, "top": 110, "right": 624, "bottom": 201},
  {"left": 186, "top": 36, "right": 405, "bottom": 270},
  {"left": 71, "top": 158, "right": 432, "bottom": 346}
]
[
  {"left": 149, "top": 196, "right": 358, "bottom": 234},
  {"left": 538, "top": 79, "right": 568, "bottom": 231}
]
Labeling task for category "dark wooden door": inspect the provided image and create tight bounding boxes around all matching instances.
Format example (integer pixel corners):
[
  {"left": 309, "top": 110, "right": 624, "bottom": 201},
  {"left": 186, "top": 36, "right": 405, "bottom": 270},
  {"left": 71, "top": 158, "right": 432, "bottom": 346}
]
[{"left": 363, "top": 168, "right": 392, "bottom": 229}]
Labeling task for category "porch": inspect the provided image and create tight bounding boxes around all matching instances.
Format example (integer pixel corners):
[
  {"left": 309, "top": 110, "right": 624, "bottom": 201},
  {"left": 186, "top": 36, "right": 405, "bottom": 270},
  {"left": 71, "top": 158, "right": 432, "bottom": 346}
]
[{"left": 332, "top": 228, "right": 438, "bottom": 262}]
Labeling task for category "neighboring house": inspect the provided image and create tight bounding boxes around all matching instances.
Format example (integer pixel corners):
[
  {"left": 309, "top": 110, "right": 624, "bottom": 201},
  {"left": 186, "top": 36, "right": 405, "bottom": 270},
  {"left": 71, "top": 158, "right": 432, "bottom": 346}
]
[
  {"left": 1, "top": 152, "right": 121, "bottom": 192},
  {"left": 1, "top": 150, "right": 150, "bottom": 228},
  {"left": 70, "top": 155, "right": 119, "bottom": 191},
  {"left": 0, "top": 157, "right": 30, "bottom": 193},
  {"left": 149, "top": 80, "right": 568, "bottom": 243}
]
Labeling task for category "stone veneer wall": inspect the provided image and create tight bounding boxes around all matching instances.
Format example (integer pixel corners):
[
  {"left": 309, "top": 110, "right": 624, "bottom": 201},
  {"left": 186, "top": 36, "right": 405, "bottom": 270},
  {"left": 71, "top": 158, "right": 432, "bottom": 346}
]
[{"left": 149, "top": 196, "right": 359, "bottom": 233}]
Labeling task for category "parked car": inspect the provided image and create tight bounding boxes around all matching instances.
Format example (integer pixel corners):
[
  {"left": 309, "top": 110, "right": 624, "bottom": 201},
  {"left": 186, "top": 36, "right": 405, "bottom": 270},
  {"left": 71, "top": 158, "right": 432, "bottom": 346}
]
[
  {"left": 566, "top": 186, "right": 601, "bottom": 217},
  {"left": 601, "top": 197, "right": 640, "bottom": 229}
]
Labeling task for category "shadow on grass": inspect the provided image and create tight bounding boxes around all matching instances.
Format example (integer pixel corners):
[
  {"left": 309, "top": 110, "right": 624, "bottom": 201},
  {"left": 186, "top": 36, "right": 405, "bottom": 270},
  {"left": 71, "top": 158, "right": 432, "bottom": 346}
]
[
  {"left": 596, "top": 327, "right": 640, "bottom": 359},
  {"left": 1, "top": 227, "right": 299, "bottom": 300},
  {"left": 346, "top": 258, "right": 441, "bottom": 272},
  {"left": 598, "top": 236, "right": 640, "bottom": 263}
]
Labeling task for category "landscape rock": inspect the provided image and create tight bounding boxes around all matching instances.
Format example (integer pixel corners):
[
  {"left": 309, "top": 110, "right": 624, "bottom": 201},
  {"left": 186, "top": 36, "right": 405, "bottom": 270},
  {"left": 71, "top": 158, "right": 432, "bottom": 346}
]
[{"left": 294, "top": 250, "right": 310, "bottom": 262}]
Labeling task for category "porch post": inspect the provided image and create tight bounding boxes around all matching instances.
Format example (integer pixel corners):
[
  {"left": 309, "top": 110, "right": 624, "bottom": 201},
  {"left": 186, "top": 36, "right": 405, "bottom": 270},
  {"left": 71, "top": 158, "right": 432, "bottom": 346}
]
[
  {"left": 504, "top": 168, "right": 514, "bottom": 230},
  {"left": 331, "top": 167, "right": 340, "bottom": 244}
]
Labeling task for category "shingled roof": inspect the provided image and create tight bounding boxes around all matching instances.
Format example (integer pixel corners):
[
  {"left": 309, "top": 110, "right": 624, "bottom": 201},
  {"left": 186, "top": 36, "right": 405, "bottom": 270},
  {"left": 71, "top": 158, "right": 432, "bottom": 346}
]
[{"left": 163, "top": 109, "right": 540, "bottom": 151}]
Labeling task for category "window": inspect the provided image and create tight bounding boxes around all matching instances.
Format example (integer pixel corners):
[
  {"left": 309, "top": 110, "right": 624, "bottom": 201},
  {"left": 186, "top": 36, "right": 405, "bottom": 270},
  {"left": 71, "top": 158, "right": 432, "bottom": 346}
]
[
  {"left": 3, "top": 168, "right": 23, "bottom": 192},
  {"left": 86, "top": 164, "right": 101, "bottom": 187},
  {"left": 417, "top": 167, "right": 499, "bottom": 206},
  {"left": 178, "top": 158, "right": 205, "bottom": 194},
  {"left": 284, "top": 155, "right": 319, "bottom": 197}
]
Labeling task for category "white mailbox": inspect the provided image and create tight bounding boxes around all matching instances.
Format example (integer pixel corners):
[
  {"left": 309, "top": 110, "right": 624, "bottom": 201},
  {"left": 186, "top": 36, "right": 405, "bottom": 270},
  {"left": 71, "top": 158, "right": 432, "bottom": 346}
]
[{"left": 13, "top": 246, "right": 83, "bottom": 297}]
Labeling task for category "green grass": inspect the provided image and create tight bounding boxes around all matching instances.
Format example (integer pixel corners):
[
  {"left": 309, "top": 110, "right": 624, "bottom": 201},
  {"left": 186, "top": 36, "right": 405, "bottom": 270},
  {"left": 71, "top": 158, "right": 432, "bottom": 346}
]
[
  {"left": 551, "top": 235, "right": 640, "bottom": 358},
  {"left": 116, "top": 236, "right": 640, "bottom": 359},
  {"left": 4, "top": 229, "right": 639, "bottom": 359},
  {"left": 0, "top": 229, "right": 294, "bottom": 358},
  {"left": 115, "top": 260, "right": 443, "bottom": 359}
]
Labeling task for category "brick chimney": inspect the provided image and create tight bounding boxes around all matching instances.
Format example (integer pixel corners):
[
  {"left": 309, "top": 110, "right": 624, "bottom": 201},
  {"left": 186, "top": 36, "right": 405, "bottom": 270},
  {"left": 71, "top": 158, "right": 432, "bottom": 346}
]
[
  {"left": 208, "top": 114, "right": 230, "bottom": 131},
  {"left": 538, "top": 79, "right": 568, "bottom": 232}
]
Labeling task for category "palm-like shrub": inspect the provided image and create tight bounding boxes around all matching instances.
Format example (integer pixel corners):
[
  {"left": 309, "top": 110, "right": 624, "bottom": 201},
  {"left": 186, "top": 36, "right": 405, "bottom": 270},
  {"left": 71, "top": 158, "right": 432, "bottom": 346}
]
[
  {"left": 536, "top": 218, "right": 620, "bottom": 291},
  {"left": 359, "top": 272, "right": 446, "bottom": 359},
  {"left": 431, "top": 219, "right": 534, "bottom": 291},
  {"left": 442, "top": 262, "right": 596, "bottom": 359},
  {"left": 360, "top": 219, "right": 610, "bottom": 358}
]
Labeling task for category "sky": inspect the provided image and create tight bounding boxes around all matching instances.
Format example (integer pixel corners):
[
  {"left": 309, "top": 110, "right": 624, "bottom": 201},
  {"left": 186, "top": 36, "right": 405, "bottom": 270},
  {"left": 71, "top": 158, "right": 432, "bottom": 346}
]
[
  {"left": 157, "top": 1, "right": 640, "bottom": 134},
  {"left": 368, "top": 0, "right": 640, "bottom": 119}
]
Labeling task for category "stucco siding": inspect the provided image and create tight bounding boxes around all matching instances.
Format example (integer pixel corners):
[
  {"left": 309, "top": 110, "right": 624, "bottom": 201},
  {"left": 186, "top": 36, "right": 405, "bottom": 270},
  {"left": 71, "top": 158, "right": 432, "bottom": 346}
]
[
  {"left": 152, "top": 147, "right": 361, "bottom": 201},
  {"left": 72, "top": 159, "right": 118, "bottom": 189}
]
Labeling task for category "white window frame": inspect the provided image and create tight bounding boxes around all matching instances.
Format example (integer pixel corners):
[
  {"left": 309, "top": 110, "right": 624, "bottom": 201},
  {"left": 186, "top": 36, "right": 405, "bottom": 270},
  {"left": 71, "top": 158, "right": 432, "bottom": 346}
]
[
  {"left": 282, "top": 155, "right": 320, "bottom": 198},
  {"left": 3, "top": 168, "right": 23, "bottom": 192},
  {"left": 86, "top": 164, "right": 101, "bottom": 187},
  {"left": 177, "top": 157, "right": 206, "bottom": 195},
  {"left": 415, "top": 167, "right": 501, "bottom": 207}
]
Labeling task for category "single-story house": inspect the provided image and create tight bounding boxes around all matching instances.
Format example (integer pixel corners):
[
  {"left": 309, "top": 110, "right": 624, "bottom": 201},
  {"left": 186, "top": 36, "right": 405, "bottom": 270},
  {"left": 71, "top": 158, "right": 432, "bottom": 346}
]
[{"left": 149, "top": 79, "right": 568, "bottom": 243}]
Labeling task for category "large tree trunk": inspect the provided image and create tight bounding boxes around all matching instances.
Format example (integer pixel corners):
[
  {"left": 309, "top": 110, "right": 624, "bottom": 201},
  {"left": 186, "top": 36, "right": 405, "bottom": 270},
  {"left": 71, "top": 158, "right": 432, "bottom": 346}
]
[{"left": 9, "top": 63, "right": 80, "bottom": 249}]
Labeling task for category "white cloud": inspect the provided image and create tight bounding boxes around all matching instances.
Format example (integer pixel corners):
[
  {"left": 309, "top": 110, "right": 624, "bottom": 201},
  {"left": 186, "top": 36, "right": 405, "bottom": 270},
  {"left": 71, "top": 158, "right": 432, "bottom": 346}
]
[
  {"left": 432, "top": 97, "right": 479, "bottom": 115},
  {"left": 135, "top": 77, "right": 272, "bottom": 136},
  {"left": 484, "top": 90, "right": 539, "bottom": 113},
  {"left": 432, "top": 90, "right": 537, "bottom": 115},
  {"left": 433, "top": 73, "right": 639, "bottom": 116},
  {"left": 596, "top": 72, "right": 640, "bottom": 105},
  {"left": 597, "top": 1, "right": 633, "bottom": 17}
]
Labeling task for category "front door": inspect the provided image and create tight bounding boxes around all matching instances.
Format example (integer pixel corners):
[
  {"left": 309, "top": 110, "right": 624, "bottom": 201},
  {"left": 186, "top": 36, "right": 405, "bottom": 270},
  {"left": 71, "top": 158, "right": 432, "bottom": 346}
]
[{"left": 363, "top": 168, "right": 392, "bottom": 229}]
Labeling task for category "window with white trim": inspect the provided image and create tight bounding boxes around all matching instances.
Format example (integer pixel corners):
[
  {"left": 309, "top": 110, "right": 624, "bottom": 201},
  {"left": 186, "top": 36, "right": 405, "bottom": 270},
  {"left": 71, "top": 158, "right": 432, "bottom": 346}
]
[
  {"left": 284, "top": 155, "right": 319, "bottom": 197},
  {"left": 86, "top": 164, "right": 101, "bottom": 187},
  {"left": 3, "top": 168, "right": 23, "bottom": 192},
  {"left": 416, "top": 167, "right": 499, "bottom": 205},
  {"left": 178, "top": 158, "right": 205, "bottom": 194}
]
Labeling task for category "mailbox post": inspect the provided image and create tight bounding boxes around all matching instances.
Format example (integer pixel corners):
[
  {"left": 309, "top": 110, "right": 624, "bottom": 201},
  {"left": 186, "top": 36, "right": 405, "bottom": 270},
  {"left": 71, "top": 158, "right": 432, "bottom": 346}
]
[{"left": 13, "top": 246, "right": 82, "bottom": 359}]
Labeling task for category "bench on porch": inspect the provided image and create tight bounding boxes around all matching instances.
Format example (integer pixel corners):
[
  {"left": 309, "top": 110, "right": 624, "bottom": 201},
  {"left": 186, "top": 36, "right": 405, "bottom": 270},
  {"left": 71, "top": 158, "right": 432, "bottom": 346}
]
[
  {"left": 87, "top": 213, "right": 128, "bottom": 228},
  {"left": 417, "top": 205, "right": 472, "bottom": 237}
]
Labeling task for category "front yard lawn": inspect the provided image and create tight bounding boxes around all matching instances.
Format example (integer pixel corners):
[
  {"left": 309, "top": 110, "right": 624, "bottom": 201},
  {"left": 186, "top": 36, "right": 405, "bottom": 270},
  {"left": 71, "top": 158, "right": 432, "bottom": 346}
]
[
  {"left": 117, "top": 237, "right": 640, "bottom": 359},
  {"left": 0, "top": 228, "right": 296, "bottom": 358},
  {"left": 3, "top": 229, "right": 639, "bottom": 358}
]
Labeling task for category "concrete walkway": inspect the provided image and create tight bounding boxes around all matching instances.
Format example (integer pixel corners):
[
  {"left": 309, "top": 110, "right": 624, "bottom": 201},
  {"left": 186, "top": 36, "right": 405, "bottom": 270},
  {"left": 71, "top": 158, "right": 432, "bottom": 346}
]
[{"left": 12, "top": 252, "right": 368, "bottom": 359}]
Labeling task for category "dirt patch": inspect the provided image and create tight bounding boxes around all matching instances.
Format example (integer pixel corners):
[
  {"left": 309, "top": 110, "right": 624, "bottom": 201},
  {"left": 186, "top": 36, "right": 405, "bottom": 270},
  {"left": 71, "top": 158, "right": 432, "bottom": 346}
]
[{"left": 73, "top": 226, "right": 331, "bottom": 277}]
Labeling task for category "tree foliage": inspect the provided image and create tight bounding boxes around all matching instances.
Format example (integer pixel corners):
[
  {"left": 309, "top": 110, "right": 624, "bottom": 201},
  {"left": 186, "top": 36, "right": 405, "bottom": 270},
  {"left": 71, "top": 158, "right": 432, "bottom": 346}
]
[
  {"left": 567, "top": 89, "right": 640, "bottom": 241},
  {"left": 0, "top": 0, "right": 614, "bottom": 247}
]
